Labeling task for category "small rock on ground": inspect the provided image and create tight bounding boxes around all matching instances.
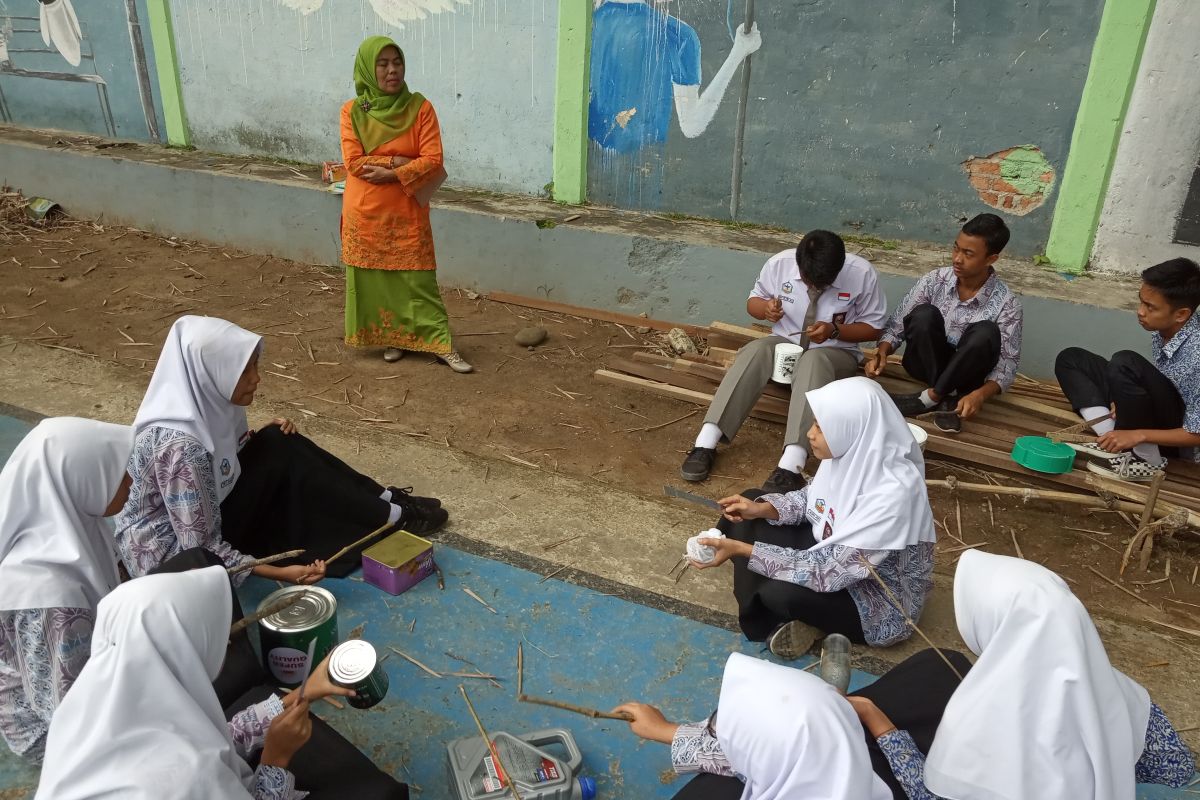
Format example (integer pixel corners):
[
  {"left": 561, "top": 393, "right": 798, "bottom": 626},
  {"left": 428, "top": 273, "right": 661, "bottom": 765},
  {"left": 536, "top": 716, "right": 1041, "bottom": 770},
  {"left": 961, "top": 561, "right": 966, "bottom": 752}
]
[{"left": 515, "top": 326, "right": 548, "bottom": 347}]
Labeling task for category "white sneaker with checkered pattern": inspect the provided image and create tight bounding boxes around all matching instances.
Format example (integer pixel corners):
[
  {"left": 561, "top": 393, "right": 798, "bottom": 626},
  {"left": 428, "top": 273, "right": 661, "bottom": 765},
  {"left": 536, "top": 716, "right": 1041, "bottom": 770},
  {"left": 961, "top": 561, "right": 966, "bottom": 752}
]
[
  {"left": 1086, "top": 453, "right": 1166, "bottom": 482},
  {"left": 1068, "top": 441, "right": 1112, "bottom": 460}
]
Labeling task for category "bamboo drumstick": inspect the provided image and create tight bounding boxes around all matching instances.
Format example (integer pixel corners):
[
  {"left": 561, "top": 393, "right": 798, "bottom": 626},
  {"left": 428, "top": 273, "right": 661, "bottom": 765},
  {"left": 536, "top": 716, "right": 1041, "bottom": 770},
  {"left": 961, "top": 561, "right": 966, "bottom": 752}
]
[
  {"left": 230, "top": 591, "right": 310, "bottom": 637},
  {"left": 518, "top": 693, "right": 634, "bottom": 721},
  {"left": 460, "top": 685, "right": 524, "bottom": 800},
  {"left": 325, "top": 520, "right": 395, "bottom": 565},
  {"left": 227, "top": 549, "right": 306, "bottom": 575}
]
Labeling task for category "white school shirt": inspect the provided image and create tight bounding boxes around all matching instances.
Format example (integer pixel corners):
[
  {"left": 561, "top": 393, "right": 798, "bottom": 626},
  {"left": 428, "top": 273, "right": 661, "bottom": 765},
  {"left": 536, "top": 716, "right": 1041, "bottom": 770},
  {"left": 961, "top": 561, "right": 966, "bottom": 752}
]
[{"left": 749, "top": 250, "right": 888, "bottom": 361}]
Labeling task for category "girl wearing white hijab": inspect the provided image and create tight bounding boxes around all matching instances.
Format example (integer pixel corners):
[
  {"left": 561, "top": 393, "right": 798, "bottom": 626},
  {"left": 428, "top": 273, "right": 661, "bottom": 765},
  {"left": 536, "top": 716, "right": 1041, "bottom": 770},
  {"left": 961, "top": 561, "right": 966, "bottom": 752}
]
[
  {"left": 0, "top": 417, "right": 133, "bottom": 762},
  {"left": 34, "top": 565, "right": 360, "bottom": 800},
  {"left": 693, "top": 377, "right": 936, "bottom": 657},
  {"left": 613, "top": 652, "right": 893, "bottom": 800},
  {"left": 850, "top": 551, "right": 1194, "bottom": 800},
  {"left": 115, "top": 315, "right": 446, "bottom": 584}
]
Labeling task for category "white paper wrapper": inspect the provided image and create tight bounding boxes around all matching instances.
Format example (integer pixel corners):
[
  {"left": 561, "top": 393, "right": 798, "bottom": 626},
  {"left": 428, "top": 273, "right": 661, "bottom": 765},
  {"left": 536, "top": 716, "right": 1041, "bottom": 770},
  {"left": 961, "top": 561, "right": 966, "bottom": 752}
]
[{"left": 686, "top": 528, "right": 725, "bottom": 564}]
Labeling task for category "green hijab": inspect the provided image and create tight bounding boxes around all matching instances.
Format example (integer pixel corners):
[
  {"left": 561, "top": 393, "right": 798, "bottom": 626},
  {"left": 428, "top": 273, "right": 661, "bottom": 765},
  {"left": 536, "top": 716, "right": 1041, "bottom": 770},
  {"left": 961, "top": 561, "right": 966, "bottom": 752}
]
[{"left": 350, "top": 36, "right": 425, "bottom": 154}]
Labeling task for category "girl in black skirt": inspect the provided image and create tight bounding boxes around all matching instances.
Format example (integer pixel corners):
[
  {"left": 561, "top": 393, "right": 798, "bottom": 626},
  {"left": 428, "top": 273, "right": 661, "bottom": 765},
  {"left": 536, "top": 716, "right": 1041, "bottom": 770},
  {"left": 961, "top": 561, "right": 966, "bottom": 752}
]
[{"left": 115, "top": 315, "right": 445, "bottom": 584}]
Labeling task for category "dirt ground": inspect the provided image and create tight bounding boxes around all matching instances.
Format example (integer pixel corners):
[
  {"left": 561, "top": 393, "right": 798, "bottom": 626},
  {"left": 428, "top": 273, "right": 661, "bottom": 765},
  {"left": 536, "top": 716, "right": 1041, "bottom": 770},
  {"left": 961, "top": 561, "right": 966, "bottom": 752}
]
[{"left": 4, "top": 204, "right": 1200, "bottom": 677}]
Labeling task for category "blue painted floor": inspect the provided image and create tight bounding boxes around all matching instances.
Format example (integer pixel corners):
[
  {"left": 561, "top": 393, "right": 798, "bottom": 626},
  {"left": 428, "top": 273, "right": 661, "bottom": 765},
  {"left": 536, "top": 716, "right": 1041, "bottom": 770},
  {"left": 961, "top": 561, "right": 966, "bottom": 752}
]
[{"left": 0, "top": 411, "right": 1196, "bottom": 798}]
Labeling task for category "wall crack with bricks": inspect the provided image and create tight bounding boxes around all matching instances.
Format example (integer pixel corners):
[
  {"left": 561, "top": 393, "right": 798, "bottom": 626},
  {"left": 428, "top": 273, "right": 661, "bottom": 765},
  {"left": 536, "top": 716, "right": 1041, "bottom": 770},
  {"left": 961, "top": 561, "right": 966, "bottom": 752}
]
[{"left": 963, "top": 146, "right": 1057, "bottom": 216}]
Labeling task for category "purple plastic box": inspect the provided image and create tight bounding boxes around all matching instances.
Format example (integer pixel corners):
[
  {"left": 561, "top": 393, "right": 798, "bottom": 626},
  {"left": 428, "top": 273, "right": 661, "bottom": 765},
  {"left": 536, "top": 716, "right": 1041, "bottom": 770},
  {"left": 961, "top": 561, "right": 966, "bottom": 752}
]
[{"left": 361, "top": 530, "right": 436, "bottom": 596}]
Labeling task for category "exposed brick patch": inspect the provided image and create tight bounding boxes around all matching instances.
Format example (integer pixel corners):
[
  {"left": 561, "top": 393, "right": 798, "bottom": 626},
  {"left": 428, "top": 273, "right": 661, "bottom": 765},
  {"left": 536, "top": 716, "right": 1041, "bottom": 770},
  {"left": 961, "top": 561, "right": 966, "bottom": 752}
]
[{"left": 962, "top": 146, "right": 1056, "bottom": 217}]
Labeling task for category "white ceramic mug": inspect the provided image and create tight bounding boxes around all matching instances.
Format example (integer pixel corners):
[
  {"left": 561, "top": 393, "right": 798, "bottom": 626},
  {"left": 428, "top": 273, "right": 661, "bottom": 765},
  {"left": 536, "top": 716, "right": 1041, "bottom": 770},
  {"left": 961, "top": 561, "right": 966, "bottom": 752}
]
[{"left": 771, "top": 343, "right": 805, "bottom": 384}]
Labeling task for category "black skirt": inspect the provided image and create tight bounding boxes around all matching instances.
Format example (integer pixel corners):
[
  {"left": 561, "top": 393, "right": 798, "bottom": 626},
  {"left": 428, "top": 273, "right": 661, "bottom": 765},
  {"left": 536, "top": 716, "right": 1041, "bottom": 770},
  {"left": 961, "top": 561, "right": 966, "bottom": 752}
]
[
  {"left": 220, "top": 426, "right": 393, "bottom": 577},
  {"left": 850, "top": 647, "right": 973, "bottom": 799},
  {"left": 720, "top": 489, "right": 865, "bottom": 642}
]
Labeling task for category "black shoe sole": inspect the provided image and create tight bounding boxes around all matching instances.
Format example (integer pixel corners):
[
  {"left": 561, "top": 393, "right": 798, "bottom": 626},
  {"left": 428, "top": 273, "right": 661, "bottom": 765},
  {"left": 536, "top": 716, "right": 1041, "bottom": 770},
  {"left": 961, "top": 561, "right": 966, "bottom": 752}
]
[{"left": 680, "top": 467, "right": 710, "bottom": 482}]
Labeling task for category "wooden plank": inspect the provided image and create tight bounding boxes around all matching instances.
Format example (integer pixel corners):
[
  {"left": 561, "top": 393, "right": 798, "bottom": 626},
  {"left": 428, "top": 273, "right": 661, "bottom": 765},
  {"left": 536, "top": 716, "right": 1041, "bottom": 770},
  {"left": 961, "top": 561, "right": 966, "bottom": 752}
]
[
  {"left": 709, "top": 320, "right": 769, "bottom": 339},
  {"left": 629, "top": 351, "right": 790, "bottom": 401},
  {"left": 593, "top": 370, "right": 787, "bottom": 424},
  {"left": 604, "top": 359, "right": 790, "bottom": 416},
  {"left": 707, "top": 346, "right": 738, "bottom": 364},
  {"left": 486, "top": 292, "right": 708, "bottom": 337}
]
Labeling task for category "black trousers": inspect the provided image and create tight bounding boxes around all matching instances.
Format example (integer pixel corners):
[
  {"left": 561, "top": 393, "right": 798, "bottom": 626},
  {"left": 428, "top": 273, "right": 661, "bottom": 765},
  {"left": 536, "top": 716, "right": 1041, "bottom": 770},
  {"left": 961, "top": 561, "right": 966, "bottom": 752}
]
[
  {"left": 850, "top": 648, "right": 973, "bottom": 799},
  {"left": 1055, "top": 347, "right": 1184, "bottom": 440},
  {"left": 720, "top": 490, "right": 866, "bottom": 643},
  {"left": 225, "top": 685, "right": 409, "bottom": 799},
  {"left": 900, "top": 304, "right": 1001, "bottom": 397},
  {"left": 220, "top": 426, "right": 393, "bottom": 577},
  {"left": 671, "top": 773, "right": 744, "bottom": 800},
  {"left": 147, "top": 547, "right": 264, "bottom": 708}
]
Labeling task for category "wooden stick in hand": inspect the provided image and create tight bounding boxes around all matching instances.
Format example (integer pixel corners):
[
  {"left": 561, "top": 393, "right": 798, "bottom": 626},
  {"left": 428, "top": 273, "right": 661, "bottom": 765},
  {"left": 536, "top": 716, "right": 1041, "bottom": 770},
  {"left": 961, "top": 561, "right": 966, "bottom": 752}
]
[
  {"left": 227, "top": 550, "right": 306, "bottom": 576},
  {"left": 325, "top": 520, "right": 395, "bottom": 565},
  {"left": 230, "top": 590, "right": 310, "bottom": 637}
]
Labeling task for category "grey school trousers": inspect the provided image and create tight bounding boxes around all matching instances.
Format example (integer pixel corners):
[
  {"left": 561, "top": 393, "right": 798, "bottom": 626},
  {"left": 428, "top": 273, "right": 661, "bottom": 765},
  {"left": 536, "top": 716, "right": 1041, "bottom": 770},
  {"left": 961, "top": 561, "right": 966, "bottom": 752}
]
[{"left": 703, "top": 335, "right": 860, "bottom": 446}]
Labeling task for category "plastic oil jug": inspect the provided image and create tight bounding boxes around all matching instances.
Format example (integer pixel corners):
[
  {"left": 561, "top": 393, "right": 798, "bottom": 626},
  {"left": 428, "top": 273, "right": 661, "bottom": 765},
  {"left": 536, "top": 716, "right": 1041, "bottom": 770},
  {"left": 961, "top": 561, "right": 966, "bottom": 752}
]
[{"left": 446, "top": 728, "right": 597, "bottom": 800}]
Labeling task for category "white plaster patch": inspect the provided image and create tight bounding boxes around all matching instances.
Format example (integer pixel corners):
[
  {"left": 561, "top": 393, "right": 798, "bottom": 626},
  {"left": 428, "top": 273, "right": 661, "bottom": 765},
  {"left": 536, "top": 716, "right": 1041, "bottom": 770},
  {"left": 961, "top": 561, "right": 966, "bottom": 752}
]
[
  {"left": 367, "top": 0, "right": 471, "bottom": 28},
  {"left": 278, "top": 0, "right": 325, "bottom": 14}
]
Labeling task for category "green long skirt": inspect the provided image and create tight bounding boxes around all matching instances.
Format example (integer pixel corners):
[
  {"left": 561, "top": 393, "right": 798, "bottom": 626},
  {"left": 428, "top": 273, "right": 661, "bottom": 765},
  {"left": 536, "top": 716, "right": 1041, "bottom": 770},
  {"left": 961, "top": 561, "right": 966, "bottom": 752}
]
[{"left": 344, "top": 266, "right": 452, "bottom": 355}]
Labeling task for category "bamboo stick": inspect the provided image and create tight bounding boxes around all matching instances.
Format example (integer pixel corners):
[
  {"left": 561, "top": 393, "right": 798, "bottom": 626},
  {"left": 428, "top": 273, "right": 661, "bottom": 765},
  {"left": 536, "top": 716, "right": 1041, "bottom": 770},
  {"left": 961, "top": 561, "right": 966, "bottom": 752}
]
[
  {"left": 1084, "top": 566, "right": 1160, "bottom": 610},
  {"left": 1138, "top": 471, "right": 1167, "bottom": 573},
  {"left": 858, "top": 555, "right": 963, "bottom": 680},
  {"left": 517, "top": 693, "right": 633, "bottom": 721},
  {"left": 460, "top": 685, "right": 524, "bottom": 800},
  {"left": 227, "top": 549, "right": 305, "bottom": 575},
  {"left": 931, "top": 478, "right": 1196, "bottom": 526},
  {"left": 230, "top": 591, "right": 310, "bottom": 637},
  {"left": 325, "top": 520, "right": 395, "bottom": 564}
]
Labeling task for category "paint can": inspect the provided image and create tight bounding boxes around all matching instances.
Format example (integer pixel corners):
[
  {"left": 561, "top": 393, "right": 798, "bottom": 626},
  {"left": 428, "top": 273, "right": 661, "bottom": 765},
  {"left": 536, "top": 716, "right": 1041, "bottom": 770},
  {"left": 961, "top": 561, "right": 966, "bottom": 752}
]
[
  {"left": 327, "top": 639, "right": 389, "bottom": 709},
  {"left": 257, "top": 585, "right": 338, "bottom": 687},
  {"left": 771, "top": 342, "right": 804, "bottom": 383}
]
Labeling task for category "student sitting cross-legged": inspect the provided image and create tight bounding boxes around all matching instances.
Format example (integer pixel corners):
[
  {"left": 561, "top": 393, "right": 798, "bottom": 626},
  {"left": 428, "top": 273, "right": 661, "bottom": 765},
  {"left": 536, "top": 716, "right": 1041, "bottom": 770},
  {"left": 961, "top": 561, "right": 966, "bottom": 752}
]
[
  {"left": 680, "top": 230, "right": 887, "bottom": 493},
  {"left": 866, "top": 214, "right": 1022, "bottom": 433},
  {"left": 691, "top": 377, "right": 936, "bottom": 658},
  {"left": 1055, "top": 258, "right": 1200, "bottom": 482}
]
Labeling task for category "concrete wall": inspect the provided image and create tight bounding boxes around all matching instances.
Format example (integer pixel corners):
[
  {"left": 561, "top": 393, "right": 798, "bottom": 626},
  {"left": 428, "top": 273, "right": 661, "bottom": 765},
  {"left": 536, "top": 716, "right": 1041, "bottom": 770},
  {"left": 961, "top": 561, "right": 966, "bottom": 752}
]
[
  {"left": 1090, "top": 0, "right": 1200, "bottom": 274},
  {"left": 0, "top": 0, "right": 164, "bottom": 141},
  {"left": 168, "top": 0, "right": 557, "bottom": 196},
  {"left": 0, "top": 133, "right": 1150, "bottom": 380},
  {"left": 586, "top": 0, "right": 1104, "bottom": 255}
]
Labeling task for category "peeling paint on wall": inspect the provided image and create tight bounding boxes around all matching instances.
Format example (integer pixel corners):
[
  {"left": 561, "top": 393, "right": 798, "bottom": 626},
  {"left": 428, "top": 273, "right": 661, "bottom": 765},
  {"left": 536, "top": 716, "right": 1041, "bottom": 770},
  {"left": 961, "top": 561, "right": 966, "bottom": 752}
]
[{"left": 963, "top": 145, "right": 1056, "bottom": 217}]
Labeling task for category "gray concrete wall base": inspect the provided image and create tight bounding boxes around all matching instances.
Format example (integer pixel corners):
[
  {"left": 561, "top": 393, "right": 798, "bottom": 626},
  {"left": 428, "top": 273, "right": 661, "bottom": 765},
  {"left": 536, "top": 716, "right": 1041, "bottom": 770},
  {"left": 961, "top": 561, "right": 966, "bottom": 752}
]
[{"left": 0, "top": 133, "right": 1147, "bottom": 379}]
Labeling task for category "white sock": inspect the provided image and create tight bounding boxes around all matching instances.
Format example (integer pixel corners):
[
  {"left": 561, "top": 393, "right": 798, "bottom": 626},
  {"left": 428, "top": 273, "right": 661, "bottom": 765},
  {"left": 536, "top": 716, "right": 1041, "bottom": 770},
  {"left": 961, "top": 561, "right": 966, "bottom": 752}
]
[
  {"left": 386, "top": 503, "right": 403, "bottom": 525},
  {"left": 778, "top": 445, "right": 808, "bottom": 473},
  {"left": 695, "top": 422, "right": 723, "bottom": 450},
  {"left": 1081, "top": 406, "right": 1115, "bottom": 436},
  {"left": 380, "top": 489, "right": 393, "bottom": 502},
  {"left": 919, "top": 389, "right": 938, "bottom": 409},
  {"left": 1132, "top": 443, "right": 1164, "bottom": 464}
]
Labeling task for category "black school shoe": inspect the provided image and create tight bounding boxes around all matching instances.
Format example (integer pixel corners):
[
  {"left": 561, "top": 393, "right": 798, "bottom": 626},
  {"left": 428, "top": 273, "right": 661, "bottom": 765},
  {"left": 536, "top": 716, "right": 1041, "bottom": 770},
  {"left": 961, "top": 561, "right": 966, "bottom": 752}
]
[
  {"left": 680, "top": 447, "right": 716, "bottom": 482},
  {"left": 389, "top": 485, "right": 442, "bottom": 510},
  {"left": 761, "top": 467, "right": 806, "bottom": 495},
  {"left": 933, "top": 411, "right": 962, "bottom": 434},
  {"left": 394, "top": 494, "right": 449, "bottom": 536},
  {"left": 888, "top": 391, "right": 931, "bottom": 417}
]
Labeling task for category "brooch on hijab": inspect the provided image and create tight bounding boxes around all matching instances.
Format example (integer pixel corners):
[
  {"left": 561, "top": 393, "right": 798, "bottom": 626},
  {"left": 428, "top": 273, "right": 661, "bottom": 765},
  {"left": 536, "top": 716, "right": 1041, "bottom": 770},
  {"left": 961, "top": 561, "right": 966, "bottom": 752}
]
[{"left": 360, "top": 100, "right": 372, "bottom": 111}]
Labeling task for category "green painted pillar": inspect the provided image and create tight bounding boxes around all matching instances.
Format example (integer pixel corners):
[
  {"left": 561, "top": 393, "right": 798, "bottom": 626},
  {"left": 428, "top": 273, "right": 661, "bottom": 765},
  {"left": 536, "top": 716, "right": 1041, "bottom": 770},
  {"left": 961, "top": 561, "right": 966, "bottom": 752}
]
[
  {"left": 1045, "top": 0, "right": 1157, "bottom": 273},
  {"left": 552, "top": 0, "right": 592, "bottom": 204},
  {"left": 144, "top": 0, "right": 190, "bottom": 147}
]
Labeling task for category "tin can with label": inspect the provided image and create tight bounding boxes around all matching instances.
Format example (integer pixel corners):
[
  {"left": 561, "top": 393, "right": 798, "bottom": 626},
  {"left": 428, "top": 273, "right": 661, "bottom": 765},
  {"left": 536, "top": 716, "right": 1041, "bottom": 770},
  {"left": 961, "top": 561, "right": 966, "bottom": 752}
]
[
  {"left": 328, "top": 640, "right": 389, "bottom": 709},
  {"left": 257, "top": 586, "right": 338, "bottom": 687}
]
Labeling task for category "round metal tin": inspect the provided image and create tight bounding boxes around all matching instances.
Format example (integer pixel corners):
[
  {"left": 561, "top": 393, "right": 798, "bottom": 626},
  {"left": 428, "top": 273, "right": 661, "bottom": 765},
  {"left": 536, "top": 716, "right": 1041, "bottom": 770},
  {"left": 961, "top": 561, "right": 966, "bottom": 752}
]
[
  {"left": 328, "top": 640, "right": 389, "bottom": 709},
  {"left": 256, "top": 586, "right": 339, "bottom": 687}
]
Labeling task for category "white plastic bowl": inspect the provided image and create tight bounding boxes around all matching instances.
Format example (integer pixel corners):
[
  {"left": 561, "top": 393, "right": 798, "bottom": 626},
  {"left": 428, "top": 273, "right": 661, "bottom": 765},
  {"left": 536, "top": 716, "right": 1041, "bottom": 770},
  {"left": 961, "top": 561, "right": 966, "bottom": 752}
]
[{"left": 907, "top": 422, "right": 928, "bottom": 452}]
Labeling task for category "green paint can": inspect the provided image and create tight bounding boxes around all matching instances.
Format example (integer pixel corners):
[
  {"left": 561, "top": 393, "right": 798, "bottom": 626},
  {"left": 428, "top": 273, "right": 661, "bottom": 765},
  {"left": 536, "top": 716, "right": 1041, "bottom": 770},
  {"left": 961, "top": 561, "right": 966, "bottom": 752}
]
[
  {"left": 328, "top": 640, "right": 389, "bottom": 709},
  {"left": 257, "top": 586, "right": 339, "bottom": 688}
]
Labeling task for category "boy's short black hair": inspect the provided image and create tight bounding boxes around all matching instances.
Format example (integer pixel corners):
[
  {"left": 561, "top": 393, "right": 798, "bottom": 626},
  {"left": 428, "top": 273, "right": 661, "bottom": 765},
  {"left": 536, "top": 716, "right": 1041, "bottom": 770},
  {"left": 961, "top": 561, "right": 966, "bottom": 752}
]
[
  {"left": 1142, "top": 258, "right": 1200, "bottom": 312},
  {"left": 960, "top": 213, "right": 1011, "bottom": 256},
  {"left": 796, "top": 230, "right": 846, "bottom": 289}
]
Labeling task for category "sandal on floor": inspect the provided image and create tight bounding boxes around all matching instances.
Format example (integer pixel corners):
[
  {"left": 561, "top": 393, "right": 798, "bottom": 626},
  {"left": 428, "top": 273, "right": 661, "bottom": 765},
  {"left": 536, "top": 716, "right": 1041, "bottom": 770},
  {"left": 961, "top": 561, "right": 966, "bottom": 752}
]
[{"left": 438, "top": 351, "right": 473, "bottom": 373}]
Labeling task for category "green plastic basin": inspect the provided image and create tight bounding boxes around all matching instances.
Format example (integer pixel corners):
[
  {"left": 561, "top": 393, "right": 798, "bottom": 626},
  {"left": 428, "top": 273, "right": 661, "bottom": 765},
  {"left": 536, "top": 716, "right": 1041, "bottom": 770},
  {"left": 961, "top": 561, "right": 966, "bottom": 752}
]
[{"left": 1011, "top": 435, "right": 1076, "bottom": 474}]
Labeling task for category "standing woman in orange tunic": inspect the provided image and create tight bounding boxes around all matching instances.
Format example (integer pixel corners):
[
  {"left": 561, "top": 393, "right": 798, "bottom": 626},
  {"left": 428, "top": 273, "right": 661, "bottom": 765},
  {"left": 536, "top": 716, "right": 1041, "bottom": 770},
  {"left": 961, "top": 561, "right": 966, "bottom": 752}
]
[{"left": 340, "top": 35, "right": 471, "bottom": 373}]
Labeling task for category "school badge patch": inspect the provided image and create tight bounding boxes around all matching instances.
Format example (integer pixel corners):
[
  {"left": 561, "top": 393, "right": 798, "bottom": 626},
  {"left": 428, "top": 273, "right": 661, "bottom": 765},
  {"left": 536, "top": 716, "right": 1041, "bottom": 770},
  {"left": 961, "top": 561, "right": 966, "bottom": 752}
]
[
  {"left": 220, "top": 458, "right": 232, "bottom": 477},
  {"left": 814, "top": 498, "right": 826, "bottom": 514},
  {"left": 781, "top": 281, "right": 794, "bottom": 294}
]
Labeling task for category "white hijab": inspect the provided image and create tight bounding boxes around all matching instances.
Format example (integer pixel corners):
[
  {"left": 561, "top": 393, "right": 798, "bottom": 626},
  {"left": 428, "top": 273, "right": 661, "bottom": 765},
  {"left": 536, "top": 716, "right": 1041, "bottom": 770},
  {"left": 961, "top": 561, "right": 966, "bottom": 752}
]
[
  {"left": 924, "top": 550, "right": 1152, "bottom": 800},
  {"left": 804, "top": 376, "right": 936, "bottom": 551},
  {"left": 716, "top": 653, "right": 891, "bottom": 800},
  {"left": 0, "top": 417, "right": 132, "bottom": 611},
  {"left": 134, "top": 316, "right": 262, "bottom": 502},
  {"left": 35, "top": 566, "right": 257, "bottom": 800}
]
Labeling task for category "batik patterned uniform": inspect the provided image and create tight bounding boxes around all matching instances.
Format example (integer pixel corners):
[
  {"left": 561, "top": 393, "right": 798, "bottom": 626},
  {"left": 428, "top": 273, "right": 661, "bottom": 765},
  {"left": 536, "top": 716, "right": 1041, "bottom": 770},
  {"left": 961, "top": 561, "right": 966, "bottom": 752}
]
[
  {"left": 229, "top": 695, "right": 305, "bottom": 800},
  {"left": 671, "top": 720, "right": 738, "bottom": 778},
  {"left": 755, "top": 487, "right": 935, "bottom": 647},
  {"left": 1153, "top": 314, "right": 1200, "bottom": 434},
  {"left": 880, "top": 267, "right": 1023, "bottom": 391},
  {"left": 115, "top": 426, "right": 255, "bottom": 582}
]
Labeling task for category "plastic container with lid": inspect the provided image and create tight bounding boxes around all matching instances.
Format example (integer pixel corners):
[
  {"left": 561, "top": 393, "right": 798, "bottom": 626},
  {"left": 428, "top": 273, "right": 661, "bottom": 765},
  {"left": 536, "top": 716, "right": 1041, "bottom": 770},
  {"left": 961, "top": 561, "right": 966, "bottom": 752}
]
[{"left": 447, "top": 728, "right": 597, "bottom": 800}]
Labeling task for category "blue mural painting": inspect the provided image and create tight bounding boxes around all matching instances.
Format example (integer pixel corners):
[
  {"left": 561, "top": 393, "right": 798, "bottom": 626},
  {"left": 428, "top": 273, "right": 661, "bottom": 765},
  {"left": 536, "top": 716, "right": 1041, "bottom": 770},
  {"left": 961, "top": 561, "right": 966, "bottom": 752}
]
[
  {"left": 0, "top": 0, "right": 163, "bottom": 141},
  {"left": 587, "top": 0, "right": 760, "bottom": 208}
]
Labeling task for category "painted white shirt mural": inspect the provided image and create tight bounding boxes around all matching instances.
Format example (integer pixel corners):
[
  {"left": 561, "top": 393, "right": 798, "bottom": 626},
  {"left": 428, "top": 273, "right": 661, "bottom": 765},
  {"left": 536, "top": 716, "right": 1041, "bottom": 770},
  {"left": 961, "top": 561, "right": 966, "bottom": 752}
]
[
  {"left": 38, "top": 0, "right": 81, "bottom": 66},
  {"left": 277, "top": 0, "right": 470, "bottom": 27},
  {"left": 589, "top": 0, "right": 761, "bottom": 154}
]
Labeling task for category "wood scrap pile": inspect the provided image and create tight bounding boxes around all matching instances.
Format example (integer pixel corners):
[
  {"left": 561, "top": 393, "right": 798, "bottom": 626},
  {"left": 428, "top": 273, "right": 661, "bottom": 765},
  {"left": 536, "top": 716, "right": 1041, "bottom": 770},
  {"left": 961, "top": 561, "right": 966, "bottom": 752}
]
[{"left": 593, "top": 320, "right": 1200, "bottom": 521}]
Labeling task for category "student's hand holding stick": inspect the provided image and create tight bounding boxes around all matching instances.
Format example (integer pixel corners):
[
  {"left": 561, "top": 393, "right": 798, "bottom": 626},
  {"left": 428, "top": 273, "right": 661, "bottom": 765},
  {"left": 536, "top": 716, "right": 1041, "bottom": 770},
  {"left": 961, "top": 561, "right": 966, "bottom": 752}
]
[
  {"left": 718, "top": 495, "right": 780, "bottom": 523},
  {"left": 1098, "top": 429, "right": 1146, "bottom": 453},
  {"left": 690, "top": 537, "right": 752, "bottom": 569},
  {"left": 260, "top": 698, "right": 313, "bottom": 769},
  {"left": 845, "top": 696, "right": 898, "bottom": 739},
  {"left": 955, "top": 390, "right": 986, "bottom": 420},
  {"left": 273, "top": 560, "right": 326, "bottom": 585},
  {"left": 805, "top": 321, "right": 834, "bottom": 344},
  {"left": 864, "top": 344, "right": 892, "bottom": 378},
  {"left": 761, "top": 297, "right": 785, "bottom": 323},
  {"left": 610, "top": 703, "right": 680, "bottom": 744}
]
